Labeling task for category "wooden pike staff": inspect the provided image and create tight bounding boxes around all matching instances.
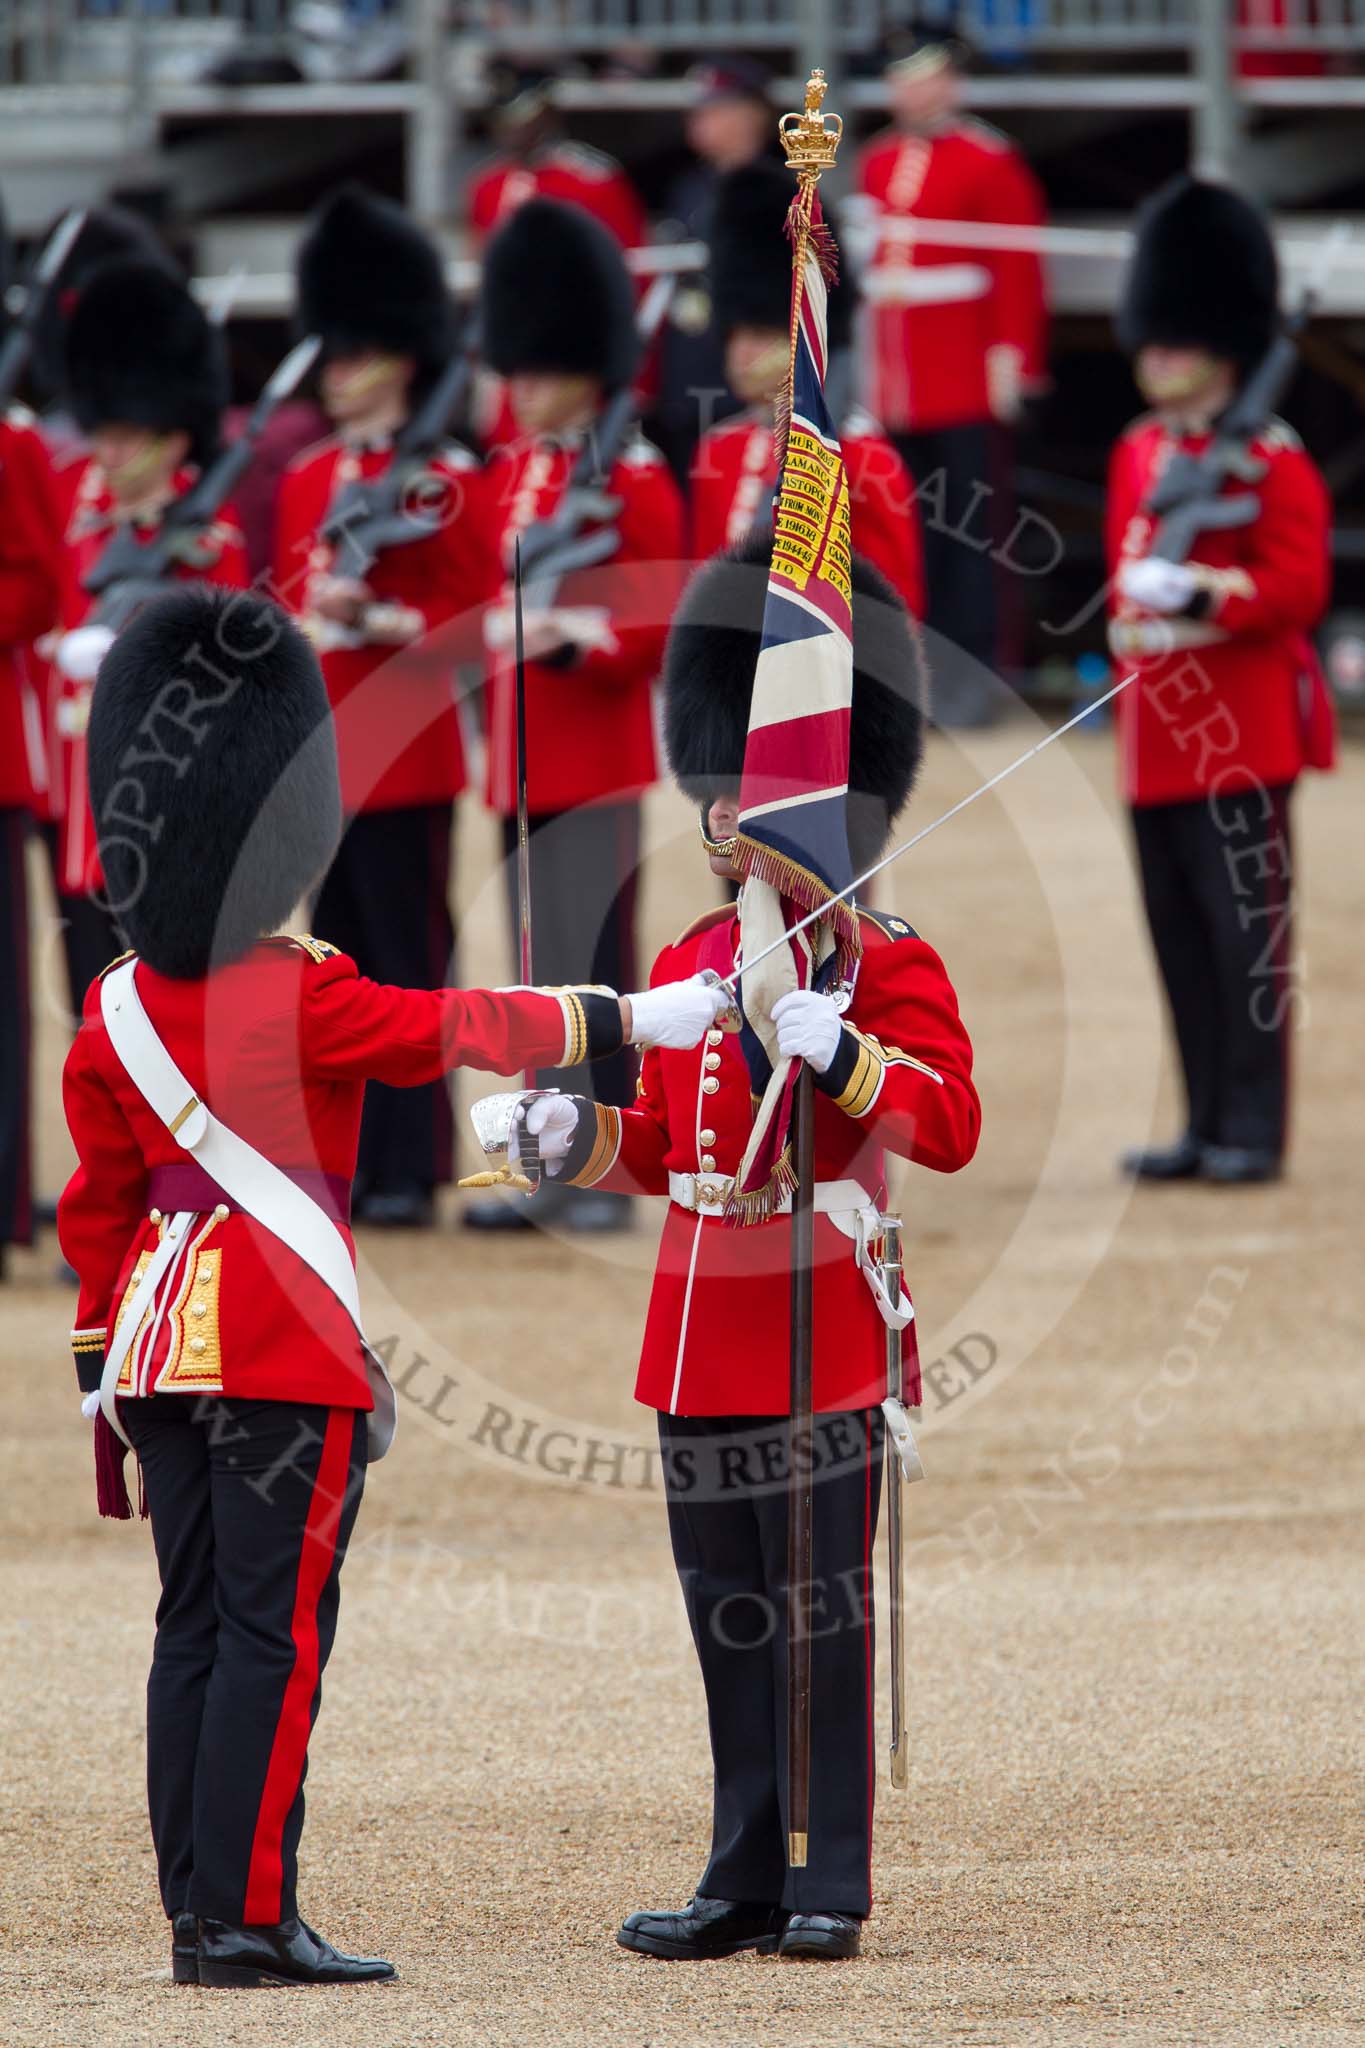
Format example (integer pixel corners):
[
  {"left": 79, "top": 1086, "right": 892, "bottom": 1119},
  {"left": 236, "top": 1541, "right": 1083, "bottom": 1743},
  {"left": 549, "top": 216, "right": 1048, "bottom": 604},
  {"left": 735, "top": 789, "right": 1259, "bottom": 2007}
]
[{"left": 775, "top": 67, "right": 844, "bottom": 1876}]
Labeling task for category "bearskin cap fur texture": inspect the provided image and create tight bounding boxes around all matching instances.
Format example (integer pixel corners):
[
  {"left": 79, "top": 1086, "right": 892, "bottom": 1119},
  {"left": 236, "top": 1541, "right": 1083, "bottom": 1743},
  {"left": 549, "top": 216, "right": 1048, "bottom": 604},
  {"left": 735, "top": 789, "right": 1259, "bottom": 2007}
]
[
  {"left": 481, "top": 198, "right": 639, "bottom": 389},
  {"left": 88, "top": 588, "right": 341, "bottom": 980},
  {"left": 64, "top": 258, "right": 227, "bottom": 468},
  {"left": 709, "top": 162, "right": 856, "bottom": 353},
  {"left": 663, "top": 532, "right": 925, "bottom": 871},
  {"left": 31, "top": 204, "right": 176, "bottom": 400},
  {"left": 1117, "top": 175, "right": 1280, "bottom": 371},
  {"left": 297, "top": 183, "right": 456, "bottom": 371}
]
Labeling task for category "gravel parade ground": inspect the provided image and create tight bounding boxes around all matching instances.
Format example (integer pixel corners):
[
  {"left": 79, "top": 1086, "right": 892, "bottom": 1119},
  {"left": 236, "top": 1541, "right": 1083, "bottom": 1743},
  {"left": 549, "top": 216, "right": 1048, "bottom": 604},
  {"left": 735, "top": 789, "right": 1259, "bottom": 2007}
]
[{"left": 2, "top": 722, "right": 1361, "bottom": 2048}]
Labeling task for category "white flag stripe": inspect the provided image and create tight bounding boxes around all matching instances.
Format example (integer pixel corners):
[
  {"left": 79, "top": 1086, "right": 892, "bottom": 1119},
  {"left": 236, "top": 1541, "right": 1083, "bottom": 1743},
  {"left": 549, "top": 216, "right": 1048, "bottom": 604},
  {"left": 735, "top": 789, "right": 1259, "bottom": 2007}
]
[
  {"left": 748, "top": 631, "right": 852, "bottom": 732},
  {"left": 741, "top": 782, "right": 850, "bottom": 825}
]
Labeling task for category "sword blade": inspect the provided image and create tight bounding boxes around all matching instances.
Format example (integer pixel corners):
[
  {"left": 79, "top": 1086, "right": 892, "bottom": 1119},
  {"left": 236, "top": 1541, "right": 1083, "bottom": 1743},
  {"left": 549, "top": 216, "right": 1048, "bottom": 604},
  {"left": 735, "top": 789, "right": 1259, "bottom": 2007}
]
[
  {"left": 514, "top": 535, "right": 533, "bottom": 987},
  {"left": 721, "top": 672, "right": 1138, "bottom": 995}
]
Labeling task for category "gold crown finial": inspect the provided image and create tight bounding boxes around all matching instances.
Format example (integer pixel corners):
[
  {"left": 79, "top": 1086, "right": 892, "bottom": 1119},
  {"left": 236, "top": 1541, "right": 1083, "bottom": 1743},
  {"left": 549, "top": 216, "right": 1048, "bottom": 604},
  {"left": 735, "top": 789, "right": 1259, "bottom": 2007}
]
[{"left": 779, "top": 67, "right": 842, "bottom": 178}]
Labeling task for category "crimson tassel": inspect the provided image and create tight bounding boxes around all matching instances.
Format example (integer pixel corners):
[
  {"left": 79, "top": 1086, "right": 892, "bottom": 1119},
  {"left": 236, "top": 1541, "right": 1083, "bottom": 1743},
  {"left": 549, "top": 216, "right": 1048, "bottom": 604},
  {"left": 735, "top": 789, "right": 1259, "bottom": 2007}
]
[{"left": 93, "top": 1409, "right": 135, "bottom": 1520}]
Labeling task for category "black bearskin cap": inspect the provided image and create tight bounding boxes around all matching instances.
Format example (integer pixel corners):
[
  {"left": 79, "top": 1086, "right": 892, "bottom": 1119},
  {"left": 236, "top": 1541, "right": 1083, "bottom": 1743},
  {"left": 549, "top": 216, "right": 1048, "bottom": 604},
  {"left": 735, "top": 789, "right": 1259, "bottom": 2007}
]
[
  {"left": 64, "top": 258, "right": 227, "bottom": 468},
  {"left": 31, "top": 204, "right": 175, "bottom": 400},
  {"left": 298, "top": 184, "right": 456, "bottom": 372},
  {"left": 88, "top": 588, "right": 341, "bottom": 980},
  {"left": 1117, "top": 175, "right": 1279, "bottom": 371},
  {"left": 482, "top": 199, "right": 639, "bottom": 390},
  {"left": 709, "top": 162, "right": 856, "bottom": 353},
  {"left": 663, "top": 532, "right": 925, "bottom": 871}
]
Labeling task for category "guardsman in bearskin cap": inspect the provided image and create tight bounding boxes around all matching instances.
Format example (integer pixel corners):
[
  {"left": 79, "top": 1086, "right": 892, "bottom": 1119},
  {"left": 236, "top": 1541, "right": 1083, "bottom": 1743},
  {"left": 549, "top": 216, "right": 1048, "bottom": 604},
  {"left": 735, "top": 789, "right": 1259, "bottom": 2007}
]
[
  {"left": 57, "top": 584, "right": 727, "bottom": 1987},
  {"left": 466, "top": 197, "right": 686, "bottom": 1234},
  {"left": 51, "top": 255, "right": 248, "bottom": 995},
  {"left": 690, "top": 161, "right": 925, "bottom": 618},
  {"left": 274, "top": 184, "right": 494, "bottom": 1229},
  {"left": 854, "top": 24, "right": 1048, "bottom": 719},
  {"left": 516, "top": 538, "right": 980, "bottom": 1957},
  {"left": 0, "top": 194, "right": 63, "bottom": 1278},
  {"left": 1109, "top": 176, "right": 1333, "bottom": 1184}
]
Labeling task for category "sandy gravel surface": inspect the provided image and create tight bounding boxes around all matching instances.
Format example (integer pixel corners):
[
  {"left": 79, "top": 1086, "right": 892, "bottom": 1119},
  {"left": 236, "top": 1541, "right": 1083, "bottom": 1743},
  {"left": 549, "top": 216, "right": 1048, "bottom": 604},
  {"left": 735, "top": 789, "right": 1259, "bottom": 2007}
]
[{"left": 2, "top": 724, "right": 1362, "bottom": 2047}]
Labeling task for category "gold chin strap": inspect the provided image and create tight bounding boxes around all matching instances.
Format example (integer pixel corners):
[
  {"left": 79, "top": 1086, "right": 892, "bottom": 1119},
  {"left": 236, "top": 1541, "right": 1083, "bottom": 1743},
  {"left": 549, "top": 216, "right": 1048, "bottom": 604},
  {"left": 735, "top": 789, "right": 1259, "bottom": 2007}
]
[{"left": 699, "top": 813, "right": 740, "bottom": 860}]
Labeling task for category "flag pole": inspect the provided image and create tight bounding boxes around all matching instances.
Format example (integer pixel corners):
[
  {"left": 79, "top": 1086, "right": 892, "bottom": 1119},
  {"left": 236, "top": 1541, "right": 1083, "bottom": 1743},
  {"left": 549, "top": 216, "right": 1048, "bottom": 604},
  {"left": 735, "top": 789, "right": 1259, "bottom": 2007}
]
[{"left": 774, "top": 66, "right": 843, "bottom": 1875}]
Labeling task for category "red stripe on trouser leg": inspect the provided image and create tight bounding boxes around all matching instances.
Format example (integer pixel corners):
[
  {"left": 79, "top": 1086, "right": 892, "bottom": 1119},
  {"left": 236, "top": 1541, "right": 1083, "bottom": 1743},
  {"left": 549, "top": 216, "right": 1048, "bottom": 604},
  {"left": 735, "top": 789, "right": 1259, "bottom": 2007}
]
[
  {"left": 863, "top": 1419, "right": 875, "bottom": 1910},
  {"left": 242, "top": 1407, "right": 353, "bottom": 1925}
]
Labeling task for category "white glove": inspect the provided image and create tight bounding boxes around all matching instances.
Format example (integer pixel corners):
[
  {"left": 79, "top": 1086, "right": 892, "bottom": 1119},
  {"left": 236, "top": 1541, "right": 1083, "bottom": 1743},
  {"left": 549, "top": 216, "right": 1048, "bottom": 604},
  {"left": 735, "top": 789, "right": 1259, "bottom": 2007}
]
[
  {"left": 508, "top": 1092, "right": 580, "bottom": 1178},
  {"left": 56, "top": 623, "right": 116, "bottom": 683},
  {"left": 1118, "top": 556, "right": 1198, "bottom": 615},
  {"left": 771, "top": 988, "right": 844, "bottom": 1074},
  {"left": 626, "top": 976, "right": 729, "bottom": 1050},
  {"left": 985, "top": 342, "right": 1024, "bottom": 425},
  {"left": 81, "top": 1391, "right": 101, "bottom": 1420}
]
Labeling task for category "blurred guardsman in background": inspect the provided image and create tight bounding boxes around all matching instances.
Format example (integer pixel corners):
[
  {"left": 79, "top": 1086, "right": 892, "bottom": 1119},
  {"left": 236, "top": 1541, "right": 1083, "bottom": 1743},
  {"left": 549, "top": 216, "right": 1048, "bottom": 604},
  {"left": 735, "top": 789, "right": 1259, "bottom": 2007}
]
[
  {"left": 51, "top": 256, "right": 248, "bottom": 990},
  {"left": 518, "top": 538, "right": 980, "bottom": 1957},
  {"left": 59, "top": 585, "right": 724, "bottom": 1989},
  {"left": 275, "top": 186, "right": 494, "bottom": 1229},
  {"left": 467, "top": 61, "right": 648, "bottom": 253},
  {"left": 689, "top": 162, "right": 926, "bottom": 620},
  {"left": 1109, "top": 176, "right": 1333, "bottom": 1185},
  {"left": 655, "top": 59, "right": 774, "bottom": 478},
  {"left": 0, "top": 200, "right": 62, "bottom": 1278},
  {"left": 466, "top": 197, "right": 685, "bottom": 1235},
  {"left": 854, "top": 27, "right": 1047, "bottom": 722}
]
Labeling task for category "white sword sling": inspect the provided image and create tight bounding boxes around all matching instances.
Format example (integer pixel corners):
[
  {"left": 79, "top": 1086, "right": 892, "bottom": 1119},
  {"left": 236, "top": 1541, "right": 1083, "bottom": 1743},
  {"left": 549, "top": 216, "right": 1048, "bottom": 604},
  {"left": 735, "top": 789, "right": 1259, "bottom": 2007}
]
[{"left": 97, "top": 959, "right": 396, "bottom": 1459}]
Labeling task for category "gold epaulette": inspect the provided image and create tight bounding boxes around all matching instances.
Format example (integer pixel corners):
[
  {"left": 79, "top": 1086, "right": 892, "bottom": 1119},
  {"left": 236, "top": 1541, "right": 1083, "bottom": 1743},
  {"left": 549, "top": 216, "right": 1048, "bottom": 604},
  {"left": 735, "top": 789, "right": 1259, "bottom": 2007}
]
[
  {"left": 668, "top": 903, "right": 735, "bottom": 950},
  {"left": 858, "top": 907, "right": 917, "bottom": 943},
  {"left": 288, "top": 934, "right": 342, "bottom": 965}
]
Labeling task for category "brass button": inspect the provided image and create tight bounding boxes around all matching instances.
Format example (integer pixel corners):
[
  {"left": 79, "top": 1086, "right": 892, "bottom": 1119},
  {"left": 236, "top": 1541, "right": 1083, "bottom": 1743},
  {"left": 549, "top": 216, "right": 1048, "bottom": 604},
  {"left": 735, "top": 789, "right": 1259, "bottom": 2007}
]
[
  {"left": 704, "top": 1052, "right": 721, "bottom": 1071},
  {"left": 189, "top": 1336, "right": 207, "bottom": 1355},
  {"left": 698, "top": 1180, "right": 720, "bottom": 1207},
  {"left": 701, "top": 1154, "right": 716, "bottom": 1172},
  {"left": 191, "top": 1301, "right": 208, "bottom": 1319},
  {"left": 148, "top": 1208, "right": 162, "bottom": 1225},
  {"left": 699, "top": 1128, "right": 716, "bottom": 1147},
  {"left": 706, "top": 1028, "right": 723, "bottom": 1047},
  {"left": 702, "top": 1075, "right": 719, "bottom": 1095},
  {"left": 213, "top": 1204, "right": 229, "bottom": 1223}
]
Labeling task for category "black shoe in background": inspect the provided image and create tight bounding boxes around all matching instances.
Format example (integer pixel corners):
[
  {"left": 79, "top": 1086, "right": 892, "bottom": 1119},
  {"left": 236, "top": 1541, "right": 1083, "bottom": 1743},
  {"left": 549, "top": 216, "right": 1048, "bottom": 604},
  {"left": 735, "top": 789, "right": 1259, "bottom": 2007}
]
[
  {"left": 354, "top": 1182, "right": 434, "bottom": 1230},
  {"left": 778, "top": 1911, "right": 862, "bottom": 1959},
  {"left": 196, "top": 1916, "right": 395, "bottom": 1988},
  {"left": 565, "top": 1189, "right": 634, "bottom": 1234},
  {"left": 617, "top": 1894, "right": 784, "bottom": 1960},
  {"left": 1199, "top": 1144, "right": 1282, "bottom": 1184},
  {"left": 171, "top": 1912, "right": 199, "bottom": 1985},
  {"left": 1119, "top": 1134, "right": 1203, "bottom": 1181}
]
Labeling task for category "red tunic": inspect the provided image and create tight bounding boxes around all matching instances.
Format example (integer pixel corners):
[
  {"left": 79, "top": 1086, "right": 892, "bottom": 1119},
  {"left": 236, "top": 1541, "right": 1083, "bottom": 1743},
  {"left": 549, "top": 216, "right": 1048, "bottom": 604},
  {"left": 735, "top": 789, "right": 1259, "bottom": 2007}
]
[
  {"left": 55, "top": 462, "right": 249, "bottom": 894},
  {"left": 566, "top": 906, "right": 980, "bottom": 1416},
  {"left": 483, "top": 429, "right": 685, "bottom": 816},
  {"left": 273, "top": 434, "right": 495, "bottom": 815},
  {"left": 1106, "top": 414, "right": 1334, "bottom": 808},
  {"left": 59, "top": 936, "right": 623, "bottom": 1410},
  {"left": 468, "top": 142, "right": 648, "bottom": 251},
  {"left": 689, "top": 407, "right": 927, "bottom": 619},
  {"left": 856, "top": 121, "right": 1048, "bottom": 433},
  {"left": 0, "top": 411, "right": 62, "bottom": 811}
]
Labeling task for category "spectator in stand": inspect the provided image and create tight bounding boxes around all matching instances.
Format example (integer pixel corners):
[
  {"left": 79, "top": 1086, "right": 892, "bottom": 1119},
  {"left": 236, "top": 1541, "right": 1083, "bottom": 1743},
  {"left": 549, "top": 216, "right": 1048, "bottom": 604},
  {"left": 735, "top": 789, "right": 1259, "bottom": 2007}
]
[
  {"left": 466, "top": 62, "right": 648, "bottom": 253},
  {"left": 854, "top": 26, "right": 1047, "bottom": 724},
  {"left": 654, "top": 58, "right": 776, "bottom": 480}
]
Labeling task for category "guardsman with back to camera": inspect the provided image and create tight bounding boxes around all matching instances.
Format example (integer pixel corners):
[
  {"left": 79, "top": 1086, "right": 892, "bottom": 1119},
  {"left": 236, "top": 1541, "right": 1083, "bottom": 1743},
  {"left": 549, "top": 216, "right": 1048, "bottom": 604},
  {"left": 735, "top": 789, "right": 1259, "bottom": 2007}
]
[
  {"left": 464, "top": 197, "right": 686, "bottom": 1235},
  {"left": 1108, "top": 176, "right": 1334, "bottom": 1185},
  {"left": 274, "top": 185, "right": 497, "bottom": 1229},
  {"left": 57, "top": 584, "right": 727, "bottom": 1989},
  {"left": 466, "top": 61, "right": 649, "bottom": 254},
  {"left": 854, "top": 27, "right": 1047, "bottom": 721},
  {"left": 689, "top": 160, "right": 926, "bottom": 618},
  {"left": 50, "top": 256, "right": 248, "bottom": 978},
  {"left": 514, "top": 536, "right": 980, "bottom": 1959}
]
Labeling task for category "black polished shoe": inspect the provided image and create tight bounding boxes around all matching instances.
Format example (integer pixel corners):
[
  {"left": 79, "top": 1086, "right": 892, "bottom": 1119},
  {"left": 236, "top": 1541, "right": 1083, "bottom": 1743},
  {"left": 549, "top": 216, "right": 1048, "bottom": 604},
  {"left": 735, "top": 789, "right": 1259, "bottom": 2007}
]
[
  {"left": 197, "top": 1916, "right": 395, "bottom": 1988},
  {"left": 778, "top": 1912, "right": 862, "bottom": 1960},
  {"left": 171, "top": 1912, "right": 199, "bottom": 1985},
  {"left": 1199, "top": 1144, "right": 1282, "bottom": 1185},
  {"left": 1119, "top": 1133, "right": 1203, "bottom": 1181},
  {"left": 565, "top": 1189, "right": 633, "bottom": 1234},
  {"left": 354, "top": 1182, "right": 434, "bottom": 1230},
  {"left": 617, "top": 1894, "right": 784, "bottom": 1960}
]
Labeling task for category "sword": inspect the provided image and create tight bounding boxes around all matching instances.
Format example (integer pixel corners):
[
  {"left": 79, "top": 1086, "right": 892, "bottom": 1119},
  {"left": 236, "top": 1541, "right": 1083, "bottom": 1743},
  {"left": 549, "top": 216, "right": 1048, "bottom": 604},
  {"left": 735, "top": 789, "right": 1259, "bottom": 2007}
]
[{"left": 878, "top": 1215, "right": 924, "bottom": 1792}]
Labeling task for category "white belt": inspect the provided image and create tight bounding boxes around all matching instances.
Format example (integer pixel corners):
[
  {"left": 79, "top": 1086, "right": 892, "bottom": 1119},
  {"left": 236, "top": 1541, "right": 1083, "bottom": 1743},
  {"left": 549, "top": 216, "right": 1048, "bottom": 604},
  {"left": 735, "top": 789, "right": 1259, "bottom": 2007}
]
[
  {"left": 864, "top": 261, "right": 991, "bottom": 307},
  {"left": 667, "top": 1172, "right": 912, "bottom": 1331}
]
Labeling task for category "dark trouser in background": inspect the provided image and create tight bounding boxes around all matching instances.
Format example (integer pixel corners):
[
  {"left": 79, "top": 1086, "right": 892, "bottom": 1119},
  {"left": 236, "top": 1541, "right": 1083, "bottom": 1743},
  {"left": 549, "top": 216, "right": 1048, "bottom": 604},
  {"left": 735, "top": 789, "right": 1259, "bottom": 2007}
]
[
  {"left": 501, "top": 801, "right": 640, "bottom": 1109},
  {"left": 0, "top": 809, "right": 32, "bottom": 1251},
  {"left": 1133, "top": 781, "right": 1295, "bottom": 1157},
  {"left": 658, "top": 1409, "right": 884, "bottom": 1919},
  {"left": 896, "top": 421, "right": 1001, "bottom": 726},
  {"left": 122, "top": 1395, "right": 366, "bottom": 1925},
  {"left": 313, "top": 802, "right": 455, "bottom": 1197},
  {"left": 37, "top": 820, "right": 120, "bottom": 1026}
]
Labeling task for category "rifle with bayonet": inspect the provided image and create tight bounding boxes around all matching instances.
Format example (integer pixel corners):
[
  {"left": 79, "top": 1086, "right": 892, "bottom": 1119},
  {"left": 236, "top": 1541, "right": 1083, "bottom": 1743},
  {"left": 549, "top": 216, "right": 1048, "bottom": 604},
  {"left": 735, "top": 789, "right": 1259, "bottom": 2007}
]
[
  {"left": 78, "top": 333, "right": 323, "bottom": 636},
  {"left": 318, "top": 319, "right": 482, "bottom": 585},
  {"left": 0, "top": 209, "right": 88, "bottom": 413}
]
